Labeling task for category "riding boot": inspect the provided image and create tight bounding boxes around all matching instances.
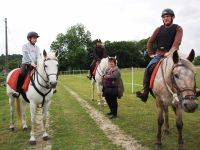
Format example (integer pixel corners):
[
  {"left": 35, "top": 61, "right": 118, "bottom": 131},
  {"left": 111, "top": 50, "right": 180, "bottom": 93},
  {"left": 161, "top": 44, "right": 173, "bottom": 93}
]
[
  {"left": 136, "top": 70, "right": 150, "bottom": 103},
  {"left": 87, "top": 60, "right": 96, "bottom": 80}
]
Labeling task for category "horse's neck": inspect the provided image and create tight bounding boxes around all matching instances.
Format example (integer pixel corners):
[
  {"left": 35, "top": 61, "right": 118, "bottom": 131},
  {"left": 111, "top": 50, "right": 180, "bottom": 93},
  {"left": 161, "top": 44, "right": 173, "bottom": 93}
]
[
  {"left": 99, "top": 59, "right": 108, "bottom": 74},
  {"left": 160, "top": 57, "right": 174, "bottom": 84}
]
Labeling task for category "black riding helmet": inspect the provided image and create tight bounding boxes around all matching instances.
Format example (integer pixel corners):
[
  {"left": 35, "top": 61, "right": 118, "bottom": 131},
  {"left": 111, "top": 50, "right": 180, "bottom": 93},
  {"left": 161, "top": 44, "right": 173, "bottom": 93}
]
[
  {"left": 161, "top": 8, "right": 175, "bottom": 17},
  {"left": 27, "top": 31, "right": 40, "bottom": 40}
]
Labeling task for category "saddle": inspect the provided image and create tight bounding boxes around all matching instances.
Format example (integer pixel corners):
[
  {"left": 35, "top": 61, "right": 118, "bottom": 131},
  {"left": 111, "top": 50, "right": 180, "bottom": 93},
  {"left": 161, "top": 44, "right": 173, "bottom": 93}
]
[
  {"left": 7, "top": 68, "right": 31, "bottom": 92},
  {"left": 149, "top": 60, "right": 163, "bottom": 89}
]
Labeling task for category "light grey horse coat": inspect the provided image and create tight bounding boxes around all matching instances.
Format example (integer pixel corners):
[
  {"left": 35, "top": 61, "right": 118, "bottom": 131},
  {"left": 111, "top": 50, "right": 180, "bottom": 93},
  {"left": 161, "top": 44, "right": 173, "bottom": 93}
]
[{"left": 152, "top": 49, "right": 198, "bottom": 150}]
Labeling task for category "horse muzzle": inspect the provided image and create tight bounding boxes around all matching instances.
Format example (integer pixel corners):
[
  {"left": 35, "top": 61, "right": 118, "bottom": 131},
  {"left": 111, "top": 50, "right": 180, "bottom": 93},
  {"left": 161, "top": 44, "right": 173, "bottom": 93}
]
[
  {"left": 49, "top": 81, "right": 57, "bottom": 89},
  {"left": 182, "top": 96, "right": 198, "bottom": 113}
]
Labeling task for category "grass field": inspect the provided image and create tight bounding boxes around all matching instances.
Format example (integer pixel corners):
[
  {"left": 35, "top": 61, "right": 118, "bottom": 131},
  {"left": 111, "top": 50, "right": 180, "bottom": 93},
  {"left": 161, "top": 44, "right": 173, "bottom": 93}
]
[{"left": 0, "top": 68, "right": 200, "bottom": 150}]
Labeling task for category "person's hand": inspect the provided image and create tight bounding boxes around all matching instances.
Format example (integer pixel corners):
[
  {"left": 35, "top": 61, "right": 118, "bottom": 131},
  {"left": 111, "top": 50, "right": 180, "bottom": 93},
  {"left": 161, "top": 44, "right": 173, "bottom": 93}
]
[
  {"left": 164, "top": 52, "right": 170, "bottom": 57},
  {"left": 31, "top": 63, "right": 37, "bottom": 68},
  {"left": 149, "top": 54, "right": 157, "bottom": 58}
]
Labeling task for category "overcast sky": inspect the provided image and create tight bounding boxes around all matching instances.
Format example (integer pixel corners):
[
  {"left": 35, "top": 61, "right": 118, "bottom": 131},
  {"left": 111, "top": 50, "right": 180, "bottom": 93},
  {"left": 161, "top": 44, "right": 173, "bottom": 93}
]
[{"left": 0, "top": 0, "right": 200, "bottom": 56}]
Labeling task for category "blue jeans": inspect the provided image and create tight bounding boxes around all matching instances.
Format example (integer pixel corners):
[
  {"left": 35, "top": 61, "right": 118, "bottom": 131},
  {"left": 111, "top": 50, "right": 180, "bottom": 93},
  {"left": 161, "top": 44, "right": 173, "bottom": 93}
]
[
  {"left": 142, "top": 55, "right": 162, "bottom": 88},
  {"left": 146, "top": 55, "right": 162, "bottom": 71}
]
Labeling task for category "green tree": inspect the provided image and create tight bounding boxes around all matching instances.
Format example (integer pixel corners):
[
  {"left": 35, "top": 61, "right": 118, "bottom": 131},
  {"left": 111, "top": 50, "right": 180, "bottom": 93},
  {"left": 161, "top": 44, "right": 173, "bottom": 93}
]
[
  {"left": 51, "top": 24, "right": 92, "bottom": 70},
  {"left": 194, "top": 56, "right": 200, "bottom": 65}
]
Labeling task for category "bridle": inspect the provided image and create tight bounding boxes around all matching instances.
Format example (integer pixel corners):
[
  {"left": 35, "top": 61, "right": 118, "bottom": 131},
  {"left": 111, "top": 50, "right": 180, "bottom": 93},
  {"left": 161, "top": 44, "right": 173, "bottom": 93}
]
[
  {"left": 161, "top": 59, "right": 196, "bottom": 105},
  {"left": 30, "top": 57, "right": 58, "bottom": 107},
  {"left": 43, "top": 58, "right": 58, "bottom": 81}
]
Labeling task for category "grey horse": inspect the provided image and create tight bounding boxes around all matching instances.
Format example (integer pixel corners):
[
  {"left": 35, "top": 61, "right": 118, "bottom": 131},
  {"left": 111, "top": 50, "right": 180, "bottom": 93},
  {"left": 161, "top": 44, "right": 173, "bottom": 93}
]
[{"left": 152, "top": 49, "right": 198, "bottom": 150}]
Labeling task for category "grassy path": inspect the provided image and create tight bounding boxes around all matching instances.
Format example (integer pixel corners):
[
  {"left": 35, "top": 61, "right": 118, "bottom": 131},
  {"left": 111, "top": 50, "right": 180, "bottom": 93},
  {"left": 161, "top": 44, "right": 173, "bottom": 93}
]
[
  {"left": 58, "top": 68, "right": 200, "bottom": 150},
  {"left": 62, "top": 84, "right": 146, "bottom": 150}
]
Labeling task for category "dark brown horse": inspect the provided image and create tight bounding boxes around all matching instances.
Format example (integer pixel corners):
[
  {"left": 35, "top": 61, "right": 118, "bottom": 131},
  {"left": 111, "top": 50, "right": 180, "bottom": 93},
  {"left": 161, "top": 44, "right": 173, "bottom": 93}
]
[{"left": 152, "top": 49, "right": 198, "bottom": 150}]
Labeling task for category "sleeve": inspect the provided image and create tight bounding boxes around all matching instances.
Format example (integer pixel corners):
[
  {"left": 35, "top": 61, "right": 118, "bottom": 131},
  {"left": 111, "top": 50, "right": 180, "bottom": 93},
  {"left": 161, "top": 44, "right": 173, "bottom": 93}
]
[
  {"left": 103, "top": 47, "right": 107, "bottom": 58},
  {"left": 171, "top": 25, "right": 183, "bottom": 50},
  {"left": 36, "top": 46, "right": 41, "bottom": 61},
  {"left": 104, "top": 69, "right": 120, "bottom": 79},
  {"left": 22, "top": 44, "right": 34, "bottom": 64},
  {"left": 93, "top": 48, "right": 100, "bottom": 60},
  {"left": 147, "top": 27, "right": 160, "bottom": 56}
]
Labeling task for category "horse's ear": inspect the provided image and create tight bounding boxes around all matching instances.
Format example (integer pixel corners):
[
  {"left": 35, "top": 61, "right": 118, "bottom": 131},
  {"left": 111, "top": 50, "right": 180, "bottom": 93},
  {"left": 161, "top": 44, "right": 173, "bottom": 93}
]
[
  {"left": 55, "top": 50, "right": 59, "bottom": 57},
  {"left": 43, "top": 49, "right": 47, "bottom": 58},
  {"left": 172, "top": 50, "right": 179, "bottom": 64},
  {"left": 187, "top": 49, "right": 195, "bottom": 62}
]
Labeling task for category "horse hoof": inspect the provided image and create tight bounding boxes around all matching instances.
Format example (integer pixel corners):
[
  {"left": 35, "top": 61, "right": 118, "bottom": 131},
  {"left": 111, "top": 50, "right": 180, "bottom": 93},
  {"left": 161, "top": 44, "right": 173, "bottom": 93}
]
[
  {"left": 43, "top": 136, "right": 49, "bottom": 141},
  {"left": 155, "top": 143, "right": 161, "bottom": 150},
  {"left": 10, "top": 127, "right": 14, "bottom": 131},
  {"left": 29, "top": 140, "right": 36, "bottom": 145}
]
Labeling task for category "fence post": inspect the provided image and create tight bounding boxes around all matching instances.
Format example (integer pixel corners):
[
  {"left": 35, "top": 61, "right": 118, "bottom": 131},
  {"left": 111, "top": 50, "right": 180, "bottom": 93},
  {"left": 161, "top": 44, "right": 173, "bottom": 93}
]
[{"left": 132, "top": 67, "right": 134, "bottom": 93}]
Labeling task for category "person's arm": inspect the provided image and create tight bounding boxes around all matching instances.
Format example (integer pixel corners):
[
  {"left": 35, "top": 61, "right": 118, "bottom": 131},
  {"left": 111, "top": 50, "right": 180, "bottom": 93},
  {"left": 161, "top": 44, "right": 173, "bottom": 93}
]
[
  {"left": 147, "top": 27, "right": 160, "bottom": 57},
  {"left": 93, "top": 48, "right": 100, "bottom": 60},
  {"left": 22, "top": 44, "right": 35, "bottom": 66},
  {"left": 103, "top": 47, "right": 107, "bottom": 58},
  {"left": 171, "top": 25, "right": 183, "bottom": 50},
  {"left": 104, "top": 69, "right": 120, "bottom": 79}
]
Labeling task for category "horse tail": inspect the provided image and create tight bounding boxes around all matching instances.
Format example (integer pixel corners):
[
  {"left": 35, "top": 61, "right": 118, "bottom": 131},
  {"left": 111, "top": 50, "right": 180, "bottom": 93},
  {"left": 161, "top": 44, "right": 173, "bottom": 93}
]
[{"left": 16, "top": 98, "right": 21, "bottom": 121}]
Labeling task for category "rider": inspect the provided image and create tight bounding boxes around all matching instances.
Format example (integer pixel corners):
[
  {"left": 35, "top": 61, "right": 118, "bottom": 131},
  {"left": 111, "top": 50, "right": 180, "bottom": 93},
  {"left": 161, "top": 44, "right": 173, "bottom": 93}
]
[
  {"left": 12, "top": 31, "right": 40, "bottom": 97},
  {"left": 87, "top": 39, "right": 107, "bottom": 80},
  {"left": 136, "top": 8, "right": 183, "bottom": 103}
]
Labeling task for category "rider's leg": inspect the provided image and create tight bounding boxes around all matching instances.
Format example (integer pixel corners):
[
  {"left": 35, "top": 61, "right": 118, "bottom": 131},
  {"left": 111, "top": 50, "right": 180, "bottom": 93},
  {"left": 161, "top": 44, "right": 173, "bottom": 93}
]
[
  {"left": 136, "top": 56, "right": 161, "bottom": 102},
  {"left": 14, "top": 65, "right": 31, "bottom": 97},
  {"left": 87, "top": 60, "right": 96, "bottom": 80}
]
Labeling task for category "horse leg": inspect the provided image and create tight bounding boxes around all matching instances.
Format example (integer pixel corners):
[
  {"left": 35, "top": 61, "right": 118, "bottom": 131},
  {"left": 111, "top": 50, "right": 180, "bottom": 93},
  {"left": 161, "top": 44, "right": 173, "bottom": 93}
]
[
  {"left": 155, "top": 107, "right": 164, "bottom": 149},
  {"left": 29, "top": 102, "right": 37, "bottom": 145},
  {"left": 163, "top": 107, "right": 169, "bottom": 134},
  {"left": 42, "top": 102, "right": 51, "bottom": 141},
  {"left": 176, "top": 107, "right": 184, "bottom": 150},
  {"left": 21, "top": 100, "right": 28, "bottom": 130},
  {"left": 91, "top": 79, "right": 95, "bottom": 101},
  {"left": 9, "top": 96, "right": 15, "bottom": 131},
  {"left": 96, "top": 83, "right": 101, "bottom": 105}
]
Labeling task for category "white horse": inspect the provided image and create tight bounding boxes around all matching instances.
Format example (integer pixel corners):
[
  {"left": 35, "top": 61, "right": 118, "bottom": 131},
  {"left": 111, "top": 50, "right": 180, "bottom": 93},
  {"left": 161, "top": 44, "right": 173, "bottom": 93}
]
[
  {"left": 6, "top": 50, "right": 58, "bottom": 145},
  {"left": 92, "top": 57, "right": 117, "bottom": 106}
]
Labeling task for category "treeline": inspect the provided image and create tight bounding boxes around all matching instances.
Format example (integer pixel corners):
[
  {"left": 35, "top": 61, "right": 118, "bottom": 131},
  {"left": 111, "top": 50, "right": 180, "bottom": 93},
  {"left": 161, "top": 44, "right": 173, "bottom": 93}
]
[
  {"left": 50, "top": 23, "right": 152, "bottom": 71},
  {"left": 1, "top": 24, "right": 200, "bottom": 71},
  {"left": 0, "top": 54, "right": 22, "bottom": 71}
]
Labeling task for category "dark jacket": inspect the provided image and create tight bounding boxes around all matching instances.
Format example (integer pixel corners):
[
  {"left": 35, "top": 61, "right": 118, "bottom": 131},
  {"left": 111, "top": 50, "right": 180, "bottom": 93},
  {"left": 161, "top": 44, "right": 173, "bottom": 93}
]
[
  {"left": 147, "top": 24, "right": 183, "bottom": 56},
  {"left": 103, "top": 66, "right": 124, "bottom": 99},
  {"left": 93, "top": 46, "right": 107, "bottom": 61}
]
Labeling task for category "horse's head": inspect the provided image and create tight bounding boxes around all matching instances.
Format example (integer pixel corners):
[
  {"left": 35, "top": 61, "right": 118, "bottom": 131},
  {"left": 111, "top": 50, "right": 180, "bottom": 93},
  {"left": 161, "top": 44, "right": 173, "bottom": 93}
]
[
  {"left": 39, "top": 49, "right": 59, "bottom": 89},
  {"left": 171, "top": 49, "right": 198, "bottom": 112}
]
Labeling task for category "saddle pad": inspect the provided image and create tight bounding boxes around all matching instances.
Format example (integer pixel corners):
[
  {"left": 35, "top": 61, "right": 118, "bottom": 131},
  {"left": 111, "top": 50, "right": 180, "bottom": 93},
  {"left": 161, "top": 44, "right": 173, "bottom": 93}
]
[
  {"left": 7, "top": 69, "right": 31, "bottom": 92},
  {"left": 149, "top": 61, "right": 162, "bottom": 89},
  {"left": 92, "top": 62, "right": 100, "bottom": 76}
]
